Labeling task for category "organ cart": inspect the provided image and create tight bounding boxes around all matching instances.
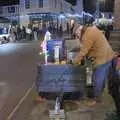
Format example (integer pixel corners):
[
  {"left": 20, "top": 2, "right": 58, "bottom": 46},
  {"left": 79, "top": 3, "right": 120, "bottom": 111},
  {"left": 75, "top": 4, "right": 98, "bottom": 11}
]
[{"left": 36, "top": 39, "right": 93, "bottom": 120}]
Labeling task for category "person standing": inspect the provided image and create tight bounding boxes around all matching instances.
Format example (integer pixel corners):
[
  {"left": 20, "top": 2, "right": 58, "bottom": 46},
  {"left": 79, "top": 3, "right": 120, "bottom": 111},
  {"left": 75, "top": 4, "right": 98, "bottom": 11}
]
[
  {"left": 26, "top": 26, "right": 32, "bottom": 41},
  {"left": 40, "top": 29, "right": 51, "bottom": 63},
  {"left": 72, "top": 25, "right": 115, "bottom": 106},
  {"left": 33, "top": 26, "right": 38, "bottom": 41},
  {"left": 67, "top": 22, "right": 69, "bottom": 34},
  {"left": 16, "top": 25, "right": 21, "bottom": 41}
]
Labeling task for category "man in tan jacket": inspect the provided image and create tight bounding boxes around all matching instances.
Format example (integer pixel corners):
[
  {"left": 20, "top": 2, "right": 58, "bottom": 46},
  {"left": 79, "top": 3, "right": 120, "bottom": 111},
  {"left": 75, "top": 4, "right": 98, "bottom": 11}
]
[{"left": 73, "top": 25, "right": 115, "bottom": 106}]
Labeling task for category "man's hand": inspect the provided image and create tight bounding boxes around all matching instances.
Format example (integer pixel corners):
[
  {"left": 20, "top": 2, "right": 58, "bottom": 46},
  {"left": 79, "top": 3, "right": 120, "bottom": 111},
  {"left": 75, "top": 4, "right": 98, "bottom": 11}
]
[{"left": 72, "top": 59, "right": 81, "bottom": 65}]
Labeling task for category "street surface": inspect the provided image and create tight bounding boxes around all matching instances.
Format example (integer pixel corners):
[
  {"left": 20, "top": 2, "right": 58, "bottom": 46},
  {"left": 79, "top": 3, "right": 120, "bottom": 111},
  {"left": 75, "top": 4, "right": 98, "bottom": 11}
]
[
  {"left": 0, "top": 40, "right": 115, "bottom": 120},
  {"left": 0, "top": 42, "right": 40, "bottom": 120}
]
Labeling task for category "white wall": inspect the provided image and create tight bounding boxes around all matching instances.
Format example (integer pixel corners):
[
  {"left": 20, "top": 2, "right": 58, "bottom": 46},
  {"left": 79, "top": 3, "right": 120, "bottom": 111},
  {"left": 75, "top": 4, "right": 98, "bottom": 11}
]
[
  {"left": 19, "top": 0, "right": 72, "bottom": 14},
  {"left": 49, "top": 0, "right": 61, "bottom": 13},
  {"left": 61, "top": 0, "right": 72, "bottom": 13},
  {"left": 0, "top": 5, "right": 19, "bottom": 17},
  {"left": 19, "top": 0, "right": 61, "bottom": 15},
  {"left": 74, "top": 0, "right": 83, "bottom": 14}
]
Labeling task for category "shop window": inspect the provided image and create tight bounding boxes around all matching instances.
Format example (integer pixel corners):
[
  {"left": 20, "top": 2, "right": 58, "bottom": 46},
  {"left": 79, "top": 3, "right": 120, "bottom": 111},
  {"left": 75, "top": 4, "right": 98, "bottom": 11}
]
[
  {"left": 8, "top": 7, "right": 15, "bottom": 13},
  {"left": 25, "top": 0, "right": 30, "bottom": 9},
  {"left": 39, "top": 0, "right": 43, "bottom": 8}
]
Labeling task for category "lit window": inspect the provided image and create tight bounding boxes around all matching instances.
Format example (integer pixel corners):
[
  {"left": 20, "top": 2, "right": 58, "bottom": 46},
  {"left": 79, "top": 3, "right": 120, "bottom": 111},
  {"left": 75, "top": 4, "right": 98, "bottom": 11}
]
[
  {"left": 25, "top": 0, "right": 30, "bottom": 9},
  {"left": 39, "top": 0, "right": 43, "bottom": 8},
  {"left": 8, "top": 7, "right": 15, "bottom": 13}
]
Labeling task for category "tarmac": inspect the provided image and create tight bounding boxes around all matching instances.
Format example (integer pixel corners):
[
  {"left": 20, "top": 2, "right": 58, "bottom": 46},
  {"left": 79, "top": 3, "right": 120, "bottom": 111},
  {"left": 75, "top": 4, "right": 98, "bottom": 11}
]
[
  {"left": 3, "top": 32, "right": 119, "bottom": 120},
  {"left": 10, "top": 87, "right": 115, "bottom": 120}
]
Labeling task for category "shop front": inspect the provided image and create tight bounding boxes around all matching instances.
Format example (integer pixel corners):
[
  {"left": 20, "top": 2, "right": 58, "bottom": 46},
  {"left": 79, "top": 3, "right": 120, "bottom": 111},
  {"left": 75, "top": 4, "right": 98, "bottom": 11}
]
[{"left": 29, "top": 13, "right": 59, "bottom": 33}]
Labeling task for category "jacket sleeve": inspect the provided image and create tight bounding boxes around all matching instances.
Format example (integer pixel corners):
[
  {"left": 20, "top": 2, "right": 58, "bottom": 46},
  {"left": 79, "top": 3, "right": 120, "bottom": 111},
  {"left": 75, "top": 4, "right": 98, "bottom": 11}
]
[{"left": 73, "top": 30, "right": 95, "bottom": 64}]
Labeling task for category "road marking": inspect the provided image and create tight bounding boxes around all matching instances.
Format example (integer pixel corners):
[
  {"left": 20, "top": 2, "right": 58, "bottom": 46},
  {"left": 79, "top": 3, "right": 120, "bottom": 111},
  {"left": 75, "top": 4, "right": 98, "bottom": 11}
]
[{"left": 6, "top": 82, "right": 35, "bottom": 120}]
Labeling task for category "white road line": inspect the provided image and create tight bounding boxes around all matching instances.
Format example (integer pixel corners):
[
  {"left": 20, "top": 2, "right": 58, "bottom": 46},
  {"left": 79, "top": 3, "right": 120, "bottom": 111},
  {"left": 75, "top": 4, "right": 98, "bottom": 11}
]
[{"left": 6, "top": 82, "right": 35, "bottom": 120}]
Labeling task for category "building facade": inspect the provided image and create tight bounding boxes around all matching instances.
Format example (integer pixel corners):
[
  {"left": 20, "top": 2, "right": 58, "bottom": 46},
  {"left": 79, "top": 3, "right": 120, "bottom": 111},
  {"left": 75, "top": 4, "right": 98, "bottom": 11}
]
[
  {"left": 0, "top": 0, "right": 84, "bottom": 30},
  {"left": 0, "top": 0, "right": 74, "bottom": 27},
  {"left": 0, "top": 5, "right": 19, "bottom": 24},
  {"left": 19, "top": 0, "right": 73, "bottom": 28}
]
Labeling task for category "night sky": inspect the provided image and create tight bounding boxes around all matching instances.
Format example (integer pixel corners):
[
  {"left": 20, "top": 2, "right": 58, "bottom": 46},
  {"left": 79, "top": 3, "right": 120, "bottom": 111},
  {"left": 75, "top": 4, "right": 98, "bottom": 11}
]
[{"left": 0, "top": 0, "right": 19, "bottom": 6}]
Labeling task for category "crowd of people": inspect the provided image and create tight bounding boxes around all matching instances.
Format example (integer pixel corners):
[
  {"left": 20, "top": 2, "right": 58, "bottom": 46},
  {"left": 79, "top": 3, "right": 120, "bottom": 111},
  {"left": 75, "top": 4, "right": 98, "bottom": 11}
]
[
  {"left": 8, "top": 24, "right": 40, "bottom": 42},
  {"left": 6, "top": 23, "right": 68, "bottom": 42}
]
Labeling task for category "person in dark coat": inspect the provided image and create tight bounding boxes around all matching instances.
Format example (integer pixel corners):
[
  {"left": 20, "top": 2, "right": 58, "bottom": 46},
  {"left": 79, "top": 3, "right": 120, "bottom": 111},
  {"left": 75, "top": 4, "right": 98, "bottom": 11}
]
[
  {"left": 16, "top": 26, "right": 21, "bottom": 41},
  {"left": 105, "top": 26, "right": 110, "bottom": 41},
  {"left": 108, "top": 55, "right": 120, "bottom": 116},
  {"left": 67, "top": 22, "right": 69, "bottom": 34}
]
